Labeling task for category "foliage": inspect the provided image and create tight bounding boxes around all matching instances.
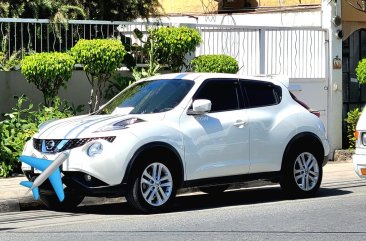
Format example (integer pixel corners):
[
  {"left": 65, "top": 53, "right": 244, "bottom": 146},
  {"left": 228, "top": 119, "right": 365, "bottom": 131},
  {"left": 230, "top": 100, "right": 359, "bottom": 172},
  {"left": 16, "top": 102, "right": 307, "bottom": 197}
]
[
  {"left": 81, "top": 0, "right": 162, "bottom": 21},
  {"left": 104, "top": 74, "right": 135, "bottom": 100},
  {"left": 0, "top": 0, "right": 161, "bottom": 21},
  {"left": 0, "top": 36, "right": 24, "bottom": 71},
  {"left": 356, "top": 58, "right": 366, "bottom": 85},
  {"left": 190, "top": 54, "right": 239, "bottom": 74},
  {"left": 0, "top": 50, "right": 22, "bottom": 71},
  {"left": 0, "top": 95, "right": 75, "bottom": 177},
  {"left": 21, "top": 52, "right": 75, "bottom": 106},
  {"left": 132, "top": 37, "right": 161, "bottom": 81},
  {"left": 70, "top": 38, "right": 126, "bottom": 112},
  {"left": 345, "top": 108, "right": 362, "bottom": 149},
  {"left": 0, "top": 0, "right": 86, "bottom": 22},
  {"left": 150, "top": 26, "right": 202, "bottom": 72}
]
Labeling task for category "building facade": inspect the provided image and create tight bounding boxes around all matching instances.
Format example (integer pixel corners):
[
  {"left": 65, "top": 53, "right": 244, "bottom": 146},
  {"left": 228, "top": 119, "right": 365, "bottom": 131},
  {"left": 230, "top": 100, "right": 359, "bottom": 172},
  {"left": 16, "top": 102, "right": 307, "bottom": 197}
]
[{"left": 158, "top": 0, "right": 344, "bottom": 158}]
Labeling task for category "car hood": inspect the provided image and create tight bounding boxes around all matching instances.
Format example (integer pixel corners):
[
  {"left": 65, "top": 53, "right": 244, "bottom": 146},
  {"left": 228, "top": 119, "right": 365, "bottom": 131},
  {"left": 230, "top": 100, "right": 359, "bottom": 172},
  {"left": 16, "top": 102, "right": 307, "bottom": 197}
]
[{"left": 35, "top": 113, "right": 164, "bottom": 139}]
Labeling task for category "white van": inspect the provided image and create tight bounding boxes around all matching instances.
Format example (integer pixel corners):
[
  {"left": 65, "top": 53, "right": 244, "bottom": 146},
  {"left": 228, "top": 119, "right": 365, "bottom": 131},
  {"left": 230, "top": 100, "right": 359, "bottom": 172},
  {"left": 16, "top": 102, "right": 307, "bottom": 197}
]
[{"left": 353, "top": 107, "right": 366, "bottom": 178}]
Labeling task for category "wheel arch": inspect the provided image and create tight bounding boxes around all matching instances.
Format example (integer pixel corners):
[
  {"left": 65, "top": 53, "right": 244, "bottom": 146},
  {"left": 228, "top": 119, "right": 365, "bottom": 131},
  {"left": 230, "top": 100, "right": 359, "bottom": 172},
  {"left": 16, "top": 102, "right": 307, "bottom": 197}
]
[
  {"left": 122, "top": 142, "right": 184, "bottom": 188},
  {"left": 281, "top": 132, "right": 325, "bottom": 171}
]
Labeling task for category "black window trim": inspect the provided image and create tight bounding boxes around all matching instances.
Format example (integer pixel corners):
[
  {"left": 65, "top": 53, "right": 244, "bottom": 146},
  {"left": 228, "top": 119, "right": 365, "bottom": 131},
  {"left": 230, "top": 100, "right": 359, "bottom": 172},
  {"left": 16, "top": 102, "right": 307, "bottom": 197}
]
[
  {"left": 190, "top": 78, "right": 245, "bottom": 113},
  {"left": 239, "top": 79, "right": 283, "bottom": 109}
]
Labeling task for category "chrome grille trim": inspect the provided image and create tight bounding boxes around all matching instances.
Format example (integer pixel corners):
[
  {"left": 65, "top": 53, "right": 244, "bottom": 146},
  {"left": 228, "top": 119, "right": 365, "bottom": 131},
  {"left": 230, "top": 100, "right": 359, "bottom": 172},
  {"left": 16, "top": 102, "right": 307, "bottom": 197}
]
[{"left": 33, "top": 136, "right": 116, "bottom": 153}]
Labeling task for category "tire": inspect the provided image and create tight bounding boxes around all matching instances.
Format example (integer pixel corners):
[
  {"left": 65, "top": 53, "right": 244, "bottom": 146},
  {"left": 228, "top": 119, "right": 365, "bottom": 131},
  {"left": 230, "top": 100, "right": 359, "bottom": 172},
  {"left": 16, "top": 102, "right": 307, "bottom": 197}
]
[
  {"left": 39, "top": 188, "right": 85, "bottom": 211},
  {"left": 280, "top": 147, "right": 323, "bottom": 197},
  {"left": 200, "top": 185, "right": 229, "bottom": 195},
  {"left": 126, "top": 160, "right": 177, "bottom": 213}
]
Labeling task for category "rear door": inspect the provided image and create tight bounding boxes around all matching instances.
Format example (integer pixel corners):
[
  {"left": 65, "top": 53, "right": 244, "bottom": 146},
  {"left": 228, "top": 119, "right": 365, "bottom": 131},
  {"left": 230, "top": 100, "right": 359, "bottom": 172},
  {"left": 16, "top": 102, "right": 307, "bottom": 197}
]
[{"left": 240, "top": 79, "right": 289, "bottom": 173}]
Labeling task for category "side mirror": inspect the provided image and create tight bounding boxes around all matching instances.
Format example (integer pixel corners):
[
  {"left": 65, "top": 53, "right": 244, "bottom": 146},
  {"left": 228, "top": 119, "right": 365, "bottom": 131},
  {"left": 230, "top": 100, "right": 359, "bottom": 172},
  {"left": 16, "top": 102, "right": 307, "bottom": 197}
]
[{"left": 188, "top": 99, "right": 212, "bottom": 115}]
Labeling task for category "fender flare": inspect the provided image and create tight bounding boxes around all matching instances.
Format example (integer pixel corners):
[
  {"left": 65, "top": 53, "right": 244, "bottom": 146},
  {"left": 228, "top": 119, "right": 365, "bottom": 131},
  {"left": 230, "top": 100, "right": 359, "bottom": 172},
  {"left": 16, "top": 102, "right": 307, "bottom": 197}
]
[{"left": 122, "top": 141, "right": 184, "bottom": 187}]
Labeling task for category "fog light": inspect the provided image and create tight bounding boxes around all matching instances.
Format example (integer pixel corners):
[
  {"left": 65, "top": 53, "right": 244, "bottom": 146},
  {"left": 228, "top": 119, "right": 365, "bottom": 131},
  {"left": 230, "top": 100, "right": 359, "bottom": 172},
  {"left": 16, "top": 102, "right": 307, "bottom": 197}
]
[
  {"left": 87, "top": 142, "right": 103, "bottom": 157},
  {"left": 361, "top": 168, "right": 366, "bottom": 175}
]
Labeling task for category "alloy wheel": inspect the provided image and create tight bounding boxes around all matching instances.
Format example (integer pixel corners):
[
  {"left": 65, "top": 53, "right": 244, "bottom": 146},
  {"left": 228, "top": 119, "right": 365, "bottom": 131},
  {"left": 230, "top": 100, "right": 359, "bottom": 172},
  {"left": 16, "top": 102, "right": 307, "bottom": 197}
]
[
  {"left": 293, "top": 152, "right": 320, "bottom": 191},
  {"left": 140, "top": 162, "right": 173, "bottom": 206}
]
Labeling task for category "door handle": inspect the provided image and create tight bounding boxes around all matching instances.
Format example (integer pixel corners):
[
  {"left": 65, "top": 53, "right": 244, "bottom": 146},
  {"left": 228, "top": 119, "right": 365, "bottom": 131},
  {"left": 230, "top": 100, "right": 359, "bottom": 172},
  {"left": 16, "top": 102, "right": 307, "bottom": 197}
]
[{"left": 234, "top": 120, "right": 248, "bottom": 128}]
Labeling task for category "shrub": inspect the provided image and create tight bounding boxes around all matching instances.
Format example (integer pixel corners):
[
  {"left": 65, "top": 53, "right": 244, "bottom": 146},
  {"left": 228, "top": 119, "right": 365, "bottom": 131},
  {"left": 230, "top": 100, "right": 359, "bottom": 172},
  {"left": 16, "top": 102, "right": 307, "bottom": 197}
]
[
  {"left": 0, "top": 95, "right": 75, "bottom": 177},
  {"left": 150, "top": 26, "right": 202, "bottom": 71},
  {"left": 356, "top": 59, "right": 366, "bottom": 85},
  {"left": 21, "top": 52, "right": 75, "bottom": 106},
  {"left": 70, "top": 39, "right": 126, "bottom": 112},
  {"left": 190, "top": 54, "right": 239, "bottom": 73},
  {"left": 104, "top": 74, "right": 135, "bottom": 100},
  {"left": 345, "top": 108, "right": 362, "bottom": 149}
]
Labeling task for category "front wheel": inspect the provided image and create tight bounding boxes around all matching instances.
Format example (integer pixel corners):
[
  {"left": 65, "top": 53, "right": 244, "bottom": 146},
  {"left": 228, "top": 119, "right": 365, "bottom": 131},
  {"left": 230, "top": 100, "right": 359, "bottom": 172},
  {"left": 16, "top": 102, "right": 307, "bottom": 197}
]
[
  {"left": 39, "top": 189, "right": 85, "bottom": 210},
  {"left": 126, "top": 161, "right": 177, "bottom": 213},
  {"left": 280, "top": 148, "right": 323, "bottom": 197}
]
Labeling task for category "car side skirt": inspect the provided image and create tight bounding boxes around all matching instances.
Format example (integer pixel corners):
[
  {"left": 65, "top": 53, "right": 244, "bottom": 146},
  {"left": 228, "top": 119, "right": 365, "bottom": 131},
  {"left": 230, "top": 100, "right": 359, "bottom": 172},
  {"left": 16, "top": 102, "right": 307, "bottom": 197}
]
[{"left": 183, "top": 171, "right": 281, "bottom": 188}]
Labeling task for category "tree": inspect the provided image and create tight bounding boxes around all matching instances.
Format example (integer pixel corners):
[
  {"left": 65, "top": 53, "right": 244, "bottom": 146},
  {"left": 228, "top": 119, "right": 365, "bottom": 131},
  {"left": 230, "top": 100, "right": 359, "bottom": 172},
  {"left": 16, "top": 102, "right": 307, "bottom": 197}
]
[
  {"left": 21, "top": 52, "right": 75, "bottom": 106},
  {"left": 150, "top": 26, "right": 202, "bottom": 72},
  {"left": 0, "top": 0, "right": 86, "bottom": 20},
  {"left": 70, "top": 39, "right": 126, "bottom": 113},
  {"left": 0, "top": 0, "right": 162, "bottom": 21}
]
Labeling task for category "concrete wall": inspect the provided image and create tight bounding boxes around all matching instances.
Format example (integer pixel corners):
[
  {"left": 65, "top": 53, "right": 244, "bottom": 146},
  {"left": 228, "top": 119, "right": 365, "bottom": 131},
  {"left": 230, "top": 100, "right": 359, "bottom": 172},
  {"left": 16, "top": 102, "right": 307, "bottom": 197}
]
[{"left": 0, "top": 71, "right": 102, "bottom": 117}]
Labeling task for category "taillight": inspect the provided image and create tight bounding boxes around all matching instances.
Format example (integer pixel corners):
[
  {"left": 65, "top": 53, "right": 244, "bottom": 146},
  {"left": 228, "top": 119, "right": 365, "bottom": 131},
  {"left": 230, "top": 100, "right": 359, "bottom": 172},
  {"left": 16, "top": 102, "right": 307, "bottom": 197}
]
[
  {"left": 355, "top": 131, "right": 360, "bottom": 140},
  {"left": 311, "top": 111, "right": 321, "bottom": 118},
  {"left": 290, "top": 92, "right": 320, "bottom": 118}
]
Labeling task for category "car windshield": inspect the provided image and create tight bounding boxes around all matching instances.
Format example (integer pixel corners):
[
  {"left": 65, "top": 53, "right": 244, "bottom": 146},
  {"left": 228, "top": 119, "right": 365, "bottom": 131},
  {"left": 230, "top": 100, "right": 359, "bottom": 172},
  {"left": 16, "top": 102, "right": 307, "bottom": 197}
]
[{"left": 98, "top": 79, "right": 194, "bottom": 115}]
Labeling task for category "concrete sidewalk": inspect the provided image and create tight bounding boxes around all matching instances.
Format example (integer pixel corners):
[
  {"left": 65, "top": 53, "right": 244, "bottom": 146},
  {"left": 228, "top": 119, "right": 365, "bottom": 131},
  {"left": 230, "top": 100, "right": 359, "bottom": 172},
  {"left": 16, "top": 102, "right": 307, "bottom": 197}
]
[{"left": 0, "top": 161, "right": 360, "bottom": 213}]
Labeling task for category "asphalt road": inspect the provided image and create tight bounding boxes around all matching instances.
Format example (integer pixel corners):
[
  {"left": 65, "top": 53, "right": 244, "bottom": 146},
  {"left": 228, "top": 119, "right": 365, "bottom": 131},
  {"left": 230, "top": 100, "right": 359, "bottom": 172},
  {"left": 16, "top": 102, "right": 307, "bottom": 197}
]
[{"left": 1, "top": 172, "right": 366, "bottom": 241}]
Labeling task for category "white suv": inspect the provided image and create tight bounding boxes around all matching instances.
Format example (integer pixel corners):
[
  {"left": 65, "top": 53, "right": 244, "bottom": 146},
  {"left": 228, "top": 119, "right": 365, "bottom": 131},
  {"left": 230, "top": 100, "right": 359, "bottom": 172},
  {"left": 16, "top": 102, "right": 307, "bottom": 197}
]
[{"left": 21, "top": 73, "right": 329, "bottom": 213}]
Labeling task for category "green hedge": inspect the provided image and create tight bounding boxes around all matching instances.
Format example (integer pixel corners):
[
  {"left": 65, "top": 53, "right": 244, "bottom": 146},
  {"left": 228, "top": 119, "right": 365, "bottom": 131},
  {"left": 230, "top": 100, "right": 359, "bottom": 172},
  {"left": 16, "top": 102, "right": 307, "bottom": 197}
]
[
  {"left": 21, "top": 52, "right": 75, "bottom": 106},
  {"left": 70, "top": 39, "right": 126, "bottom": 112},
  {"left": 190, "top": 54, "right": 239, "bottom": 73},
  {"left": 151, "top": 26, "right": 202, "bottom": 71}
]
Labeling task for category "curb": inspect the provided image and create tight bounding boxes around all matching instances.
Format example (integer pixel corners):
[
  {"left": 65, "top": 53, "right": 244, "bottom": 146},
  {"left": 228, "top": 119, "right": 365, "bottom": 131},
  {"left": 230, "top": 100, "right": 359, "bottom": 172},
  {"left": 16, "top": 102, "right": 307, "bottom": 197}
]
[
  {"left": 0, "top": 159, "right": 354, "bottom": 213},
  {"left": 0, "top": 197, "right": 41, "bottom": 213}
]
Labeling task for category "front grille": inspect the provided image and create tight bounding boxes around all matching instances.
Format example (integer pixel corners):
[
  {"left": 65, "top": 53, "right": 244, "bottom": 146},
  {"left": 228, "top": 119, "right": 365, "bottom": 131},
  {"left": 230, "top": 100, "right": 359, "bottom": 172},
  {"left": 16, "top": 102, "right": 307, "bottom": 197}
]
[{"left": 33, "top": 136, "right": 116, "bottom": 153}]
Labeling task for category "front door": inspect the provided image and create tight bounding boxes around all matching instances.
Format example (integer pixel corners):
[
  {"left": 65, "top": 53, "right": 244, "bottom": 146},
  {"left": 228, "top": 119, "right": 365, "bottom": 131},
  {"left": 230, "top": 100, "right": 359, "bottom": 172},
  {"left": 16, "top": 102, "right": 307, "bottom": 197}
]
[{"left": 180, "top": 78, "right": 250, "bottom": 181}]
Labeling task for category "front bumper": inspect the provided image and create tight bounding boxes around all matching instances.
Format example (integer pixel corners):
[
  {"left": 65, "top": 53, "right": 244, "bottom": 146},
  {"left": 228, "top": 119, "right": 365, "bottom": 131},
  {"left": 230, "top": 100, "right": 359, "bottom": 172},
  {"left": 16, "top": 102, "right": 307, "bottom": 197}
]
[
  {"left": 353, "top": 153, "right": 366, "bottom": 178},
  {"left": 21, "top": 132, "right": 140, "bottom": 186},
  {"left": 24, "top": 170, "right": 128, "bottom": 197}
]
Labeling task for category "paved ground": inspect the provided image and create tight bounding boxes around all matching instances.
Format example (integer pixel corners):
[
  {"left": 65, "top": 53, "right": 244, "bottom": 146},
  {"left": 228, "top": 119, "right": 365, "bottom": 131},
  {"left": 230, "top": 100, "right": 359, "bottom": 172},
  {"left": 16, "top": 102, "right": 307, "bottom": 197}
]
[
  {"left": 0, "top": 160, "right": 365, "bottom": 241},
  {"left": 0, "top": 160, "right": 359, "bottom": 213}
]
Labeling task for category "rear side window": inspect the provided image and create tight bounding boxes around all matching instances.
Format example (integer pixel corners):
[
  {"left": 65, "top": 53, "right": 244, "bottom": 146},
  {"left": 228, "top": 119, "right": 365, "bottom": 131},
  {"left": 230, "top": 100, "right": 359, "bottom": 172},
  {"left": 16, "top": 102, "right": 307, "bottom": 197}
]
[
  {"left": 194, "top": 79, "right": 240, "bottom": 112},
  {"left": 241, "top": 80, "right": 282, "bottom": 108}
]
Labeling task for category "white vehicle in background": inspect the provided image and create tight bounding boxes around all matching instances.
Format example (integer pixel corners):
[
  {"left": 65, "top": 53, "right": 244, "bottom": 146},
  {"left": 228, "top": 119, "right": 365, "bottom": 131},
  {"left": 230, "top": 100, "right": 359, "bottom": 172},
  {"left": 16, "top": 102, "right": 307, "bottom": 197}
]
[
  {"left": 21, "top": 73, "right": 329, "bottom": 213},
  {"left": 353, "top": 107, "right": 366, "bottom": 178}
]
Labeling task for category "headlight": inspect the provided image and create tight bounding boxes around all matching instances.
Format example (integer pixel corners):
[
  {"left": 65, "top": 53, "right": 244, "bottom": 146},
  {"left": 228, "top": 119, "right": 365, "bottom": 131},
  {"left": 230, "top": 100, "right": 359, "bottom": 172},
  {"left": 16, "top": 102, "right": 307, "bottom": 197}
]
[
  {"left": 87, "top": 142, "right": 103, "bottom": 157},
  {"left": 95, "top": 118, "right": 144, "bottom": 132}
]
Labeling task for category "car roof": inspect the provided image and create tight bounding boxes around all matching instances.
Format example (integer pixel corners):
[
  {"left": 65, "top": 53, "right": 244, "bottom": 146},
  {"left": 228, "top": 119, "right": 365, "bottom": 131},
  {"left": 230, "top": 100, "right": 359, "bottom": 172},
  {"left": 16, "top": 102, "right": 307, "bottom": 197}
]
[{"left": 146, "top": 73, "right": 289, "bottom": 87}]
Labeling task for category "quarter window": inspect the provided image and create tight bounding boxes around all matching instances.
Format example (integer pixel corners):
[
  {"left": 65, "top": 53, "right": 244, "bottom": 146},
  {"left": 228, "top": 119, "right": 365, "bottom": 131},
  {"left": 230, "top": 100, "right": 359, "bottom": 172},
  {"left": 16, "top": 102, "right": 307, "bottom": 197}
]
[
  {"left": 194, "top": 79, "right": 240, "bottom": 112},
  {"left": 241, "top": 80, "right": 282, "bottom": 108}
]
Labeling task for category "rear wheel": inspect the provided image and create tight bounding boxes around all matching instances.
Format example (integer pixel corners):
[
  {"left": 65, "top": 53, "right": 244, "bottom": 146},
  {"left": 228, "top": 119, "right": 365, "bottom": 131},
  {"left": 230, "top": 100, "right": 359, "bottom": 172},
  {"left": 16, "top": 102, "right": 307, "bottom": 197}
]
[
  {"left": 280, "top": 147, "right": 323, "bottom": 197},
  {"left": 126, "top": 160, "right": 177, "bottom": 213}
]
